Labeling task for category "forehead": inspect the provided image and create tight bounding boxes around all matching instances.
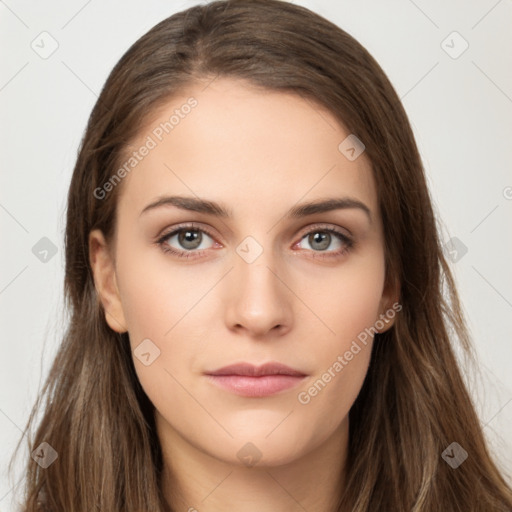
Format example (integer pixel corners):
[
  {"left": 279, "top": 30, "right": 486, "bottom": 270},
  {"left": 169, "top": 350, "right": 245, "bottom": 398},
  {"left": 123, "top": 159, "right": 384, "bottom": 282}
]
[{"left": 116, "top": 77, "right": 377, "bottom": 220}]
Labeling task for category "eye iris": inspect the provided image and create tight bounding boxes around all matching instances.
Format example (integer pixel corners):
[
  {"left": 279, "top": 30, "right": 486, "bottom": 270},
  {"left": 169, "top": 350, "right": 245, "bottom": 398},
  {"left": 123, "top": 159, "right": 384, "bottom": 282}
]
[
  {"left": 178, "top": 230, "right": 202, "bottom": 250},
  {"left": 308, "top": 232, "right": 331, "bottom": 251}
]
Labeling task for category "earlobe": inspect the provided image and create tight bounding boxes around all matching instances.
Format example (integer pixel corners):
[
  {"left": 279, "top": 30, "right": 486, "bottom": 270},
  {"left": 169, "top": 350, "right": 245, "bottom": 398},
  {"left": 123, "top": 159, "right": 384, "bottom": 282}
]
[
  {"left": 88, "top": 229, "right": 128, "bottom": 333},
  {"left": 376, "top": 313, "right": 395, "bottom": 333}
]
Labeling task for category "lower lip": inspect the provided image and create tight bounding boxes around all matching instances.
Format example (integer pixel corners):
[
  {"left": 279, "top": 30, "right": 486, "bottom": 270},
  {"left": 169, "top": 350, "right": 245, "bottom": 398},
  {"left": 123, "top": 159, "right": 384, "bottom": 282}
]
[{"left": 206, "top": 374, "right": 306, "bottom": 397}]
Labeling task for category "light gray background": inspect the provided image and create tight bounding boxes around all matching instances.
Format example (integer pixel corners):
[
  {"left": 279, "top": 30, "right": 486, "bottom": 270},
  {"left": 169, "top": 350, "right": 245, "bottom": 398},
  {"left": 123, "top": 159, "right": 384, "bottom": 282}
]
[{"left": 1, "top": 0, "right": 511, "bottom": 509}]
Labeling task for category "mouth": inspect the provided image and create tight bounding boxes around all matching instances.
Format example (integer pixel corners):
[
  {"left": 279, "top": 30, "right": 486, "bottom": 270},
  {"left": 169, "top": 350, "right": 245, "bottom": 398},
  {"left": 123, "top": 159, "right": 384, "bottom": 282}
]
[{"left": 204, "top": 362, "right": 308, "bottom": 398}]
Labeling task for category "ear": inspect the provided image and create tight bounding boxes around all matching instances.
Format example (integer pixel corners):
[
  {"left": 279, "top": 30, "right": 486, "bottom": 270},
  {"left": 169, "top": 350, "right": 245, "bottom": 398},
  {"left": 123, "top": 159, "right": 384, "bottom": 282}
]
[
  {"left": 88, "top": 229, "right": 128, "bottom": 333},
  {"left": 376, "top": 273, "right": 401, "bottom": 334}
]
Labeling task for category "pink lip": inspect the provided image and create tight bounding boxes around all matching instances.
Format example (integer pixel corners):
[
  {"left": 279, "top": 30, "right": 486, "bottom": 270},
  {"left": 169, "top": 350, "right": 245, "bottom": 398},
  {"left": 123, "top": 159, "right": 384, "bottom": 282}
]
[{"left": 205, "top": 362, "right": 307, "bottom": 398}]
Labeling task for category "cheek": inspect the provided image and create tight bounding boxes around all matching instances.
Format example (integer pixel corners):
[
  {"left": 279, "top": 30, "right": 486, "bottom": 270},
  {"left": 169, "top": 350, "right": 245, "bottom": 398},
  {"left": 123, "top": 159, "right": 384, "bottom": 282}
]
[
  {"left": 293, "top": 247, "right": 385, "bottom": 417},
  {"left": 114, "top": 240, "right": 214, "bottom": 399},
  {"left": 302, "top": 243, "right": 386, "bottom": 349},
  {"left": 115, "top": 237, "right": 206, "bottom": 341}
]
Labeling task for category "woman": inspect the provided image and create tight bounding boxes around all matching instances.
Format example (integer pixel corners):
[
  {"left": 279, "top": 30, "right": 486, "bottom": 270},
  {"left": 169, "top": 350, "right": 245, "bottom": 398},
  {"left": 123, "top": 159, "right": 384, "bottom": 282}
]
[{"left": 17, "top": 0, "right": 512, "bottom": 510}]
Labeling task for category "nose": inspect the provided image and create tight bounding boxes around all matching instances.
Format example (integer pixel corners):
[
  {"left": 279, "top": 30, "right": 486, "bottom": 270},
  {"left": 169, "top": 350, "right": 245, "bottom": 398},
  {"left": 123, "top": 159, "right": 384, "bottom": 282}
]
[{"left": 224, "top": 250, "right": 293, "bottom": 338}]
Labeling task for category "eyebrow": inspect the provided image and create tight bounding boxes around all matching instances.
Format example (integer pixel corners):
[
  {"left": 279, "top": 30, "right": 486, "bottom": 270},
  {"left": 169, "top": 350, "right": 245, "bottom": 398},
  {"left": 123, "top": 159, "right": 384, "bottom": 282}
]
[{"left": 139, "top": 195, "right": 372, "bottom": 223}]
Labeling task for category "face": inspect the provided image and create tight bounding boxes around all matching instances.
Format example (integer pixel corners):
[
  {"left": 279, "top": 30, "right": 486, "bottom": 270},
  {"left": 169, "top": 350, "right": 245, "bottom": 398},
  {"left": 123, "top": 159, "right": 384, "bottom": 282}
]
[{"left": 90, "top": 77, "right": 397, "bottom": 467}]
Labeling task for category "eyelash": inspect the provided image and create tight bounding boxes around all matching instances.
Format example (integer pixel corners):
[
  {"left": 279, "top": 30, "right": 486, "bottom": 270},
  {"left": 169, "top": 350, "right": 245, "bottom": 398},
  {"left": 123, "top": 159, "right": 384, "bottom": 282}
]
[{"left": 155, "top": 222, "right": 355, "bottom": 260}]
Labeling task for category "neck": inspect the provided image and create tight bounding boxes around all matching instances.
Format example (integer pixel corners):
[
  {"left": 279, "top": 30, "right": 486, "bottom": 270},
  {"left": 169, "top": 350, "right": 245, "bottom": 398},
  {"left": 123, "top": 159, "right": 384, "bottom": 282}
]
[{"left": 158, "top": 416, "right": 349, "bottom": 512}]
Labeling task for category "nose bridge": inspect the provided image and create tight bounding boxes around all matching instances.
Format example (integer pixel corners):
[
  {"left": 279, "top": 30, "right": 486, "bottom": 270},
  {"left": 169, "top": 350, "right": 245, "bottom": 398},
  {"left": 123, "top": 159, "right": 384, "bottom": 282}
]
[{"left": 225, "top": 234, "right": 292, "bottom": 335}]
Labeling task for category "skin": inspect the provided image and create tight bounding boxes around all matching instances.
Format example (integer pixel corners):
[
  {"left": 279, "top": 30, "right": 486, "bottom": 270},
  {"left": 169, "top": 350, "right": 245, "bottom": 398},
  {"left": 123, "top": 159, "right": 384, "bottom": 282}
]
[{"left": 89, "top": 77, "right": 398, "bottom": 512}]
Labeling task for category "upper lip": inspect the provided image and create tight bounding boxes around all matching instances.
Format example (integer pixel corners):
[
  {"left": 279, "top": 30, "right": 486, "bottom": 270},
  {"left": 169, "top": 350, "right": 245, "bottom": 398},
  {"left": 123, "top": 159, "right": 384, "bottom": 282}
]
[{"left": 206, "top": 362, "right": 307, "bottom": 377}]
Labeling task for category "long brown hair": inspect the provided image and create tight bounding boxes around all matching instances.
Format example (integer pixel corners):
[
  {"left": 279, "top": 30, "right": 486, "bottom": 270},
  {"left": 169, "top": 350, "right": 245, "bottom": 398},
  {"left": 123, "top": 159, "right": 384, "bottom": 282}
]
[{"left": 15, "top": 0, "right": 512, "bottom": 510}]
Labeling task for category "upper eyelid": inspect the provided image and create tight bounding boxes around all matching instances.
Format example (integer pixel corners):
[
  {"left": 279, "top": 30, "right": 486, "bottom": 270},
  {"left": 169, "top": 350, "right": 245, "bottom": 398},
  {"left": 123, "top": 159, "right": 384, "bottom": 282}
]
[
  {"left": 297, "top": 223, "right": 351, "bottom": 238},
  {"left": 157, "top": 222, "right": 216, "bottom": 242}
]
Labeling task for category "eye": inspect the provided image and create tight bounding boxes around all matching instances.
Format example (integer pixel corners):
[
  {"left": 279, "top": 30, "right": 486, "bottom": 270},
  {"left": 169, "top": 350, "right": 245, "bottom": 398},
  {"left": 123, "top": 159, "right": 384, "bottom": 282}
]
[
  {"left": 156, "top": 224, "right": 218, "bottom": 258},
  {"left": 294, "top": 226, "right": 354, "bottom": 258}
]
